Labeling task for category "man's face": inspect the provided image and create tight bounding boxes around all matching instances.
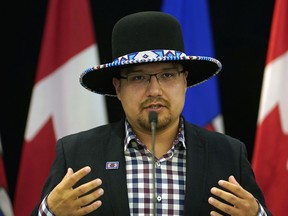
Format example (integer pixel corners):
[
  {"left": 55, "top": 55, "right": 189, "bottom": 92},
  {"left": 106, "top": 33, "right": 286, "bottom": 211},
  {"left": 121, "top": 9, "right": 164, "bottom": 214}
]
[{"left": 113, "top": 62, "right": 187, "bottom": 132}]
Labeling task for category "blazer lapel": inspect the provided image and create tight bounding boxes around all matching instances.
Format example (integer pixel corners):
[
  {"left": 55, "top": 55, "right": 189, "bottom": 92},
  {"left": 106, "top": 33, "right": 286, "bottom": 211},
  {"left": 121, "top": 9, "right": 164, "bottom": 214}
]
[
  {"left": 183, "top": 122, "right": 208, "bottom": 216},
  {"left": 102, "top": 120, "right": 130, "bottom": 215}
]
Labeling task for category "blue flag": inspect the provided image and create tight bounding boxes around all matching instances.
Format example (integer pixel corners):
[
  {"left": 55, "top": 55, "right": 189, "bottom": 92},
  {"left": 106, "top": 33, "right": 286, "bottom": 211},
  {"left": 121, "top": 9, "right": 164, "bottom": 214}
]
[{"left": 162, "top": 0, "right": 224, "bottom": 132}]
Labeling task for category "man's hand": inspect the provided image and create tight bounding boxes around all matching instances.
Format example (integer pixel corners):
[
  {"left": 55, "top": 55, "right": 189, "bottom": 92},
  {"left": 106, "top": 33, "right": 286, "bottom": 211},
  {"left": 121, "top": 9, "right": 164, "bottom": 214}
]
[
  {"left": 208, "top": 175, "right": 259, "bottom": 216},
  {"left": 47, "top": 166, "right": 104, "bottom": 216}
]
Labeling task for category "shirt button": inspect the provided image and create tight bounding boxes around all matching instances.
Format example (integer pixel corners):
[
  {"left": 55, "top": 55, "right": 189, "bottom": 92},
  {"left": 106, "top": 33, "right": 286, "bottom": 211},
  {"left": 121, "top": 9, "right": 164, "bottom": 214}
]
[
  {"left": 156, "top": 161, "right": 161, "bottom": 167},
  {"left": 157, "top": 195, "right": 162, "bottom": 202}
]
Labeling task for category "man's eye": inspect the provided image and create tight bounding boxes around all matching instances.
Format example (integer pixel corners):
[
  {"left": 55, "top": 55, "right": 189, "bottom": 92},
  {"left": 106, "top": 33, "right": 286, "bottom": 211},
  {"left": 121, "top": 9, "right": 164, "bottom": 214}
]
[
  {"left": 130, "top": 75, "right": 146, "bottom": 81},
  {"left": 161, "top": 72, "right": 176, "bottom": 79}
]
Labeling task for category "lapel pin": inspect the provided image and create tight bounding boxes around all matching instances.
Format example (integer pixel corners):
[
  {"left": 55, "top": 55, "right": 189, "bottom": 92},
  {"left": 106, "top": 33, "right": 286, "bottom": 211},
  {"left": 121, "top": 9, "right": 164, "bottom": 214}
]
[{"left": 106, "top": 161, "right": 119, "bottom": 170}]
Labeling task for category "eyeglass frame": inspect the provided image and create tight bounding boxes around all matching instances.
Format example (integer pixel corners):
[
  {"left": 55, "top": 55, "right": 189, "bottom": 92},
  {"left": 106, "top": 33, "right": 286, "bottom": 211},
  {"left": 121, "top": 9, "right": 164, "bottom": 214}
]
[{"left": 117, "top": 67, "right": 186, "bottom": 86}]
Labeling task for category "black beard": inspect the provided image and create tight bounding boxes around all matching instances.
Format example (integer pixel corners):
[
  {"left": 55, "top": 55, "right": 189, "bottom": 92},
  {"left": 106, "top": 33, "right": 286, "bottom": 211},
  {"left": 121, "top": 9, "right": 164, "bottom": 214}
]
[{"left": 137, "top": 115, "right": 172, "bottom": 132}]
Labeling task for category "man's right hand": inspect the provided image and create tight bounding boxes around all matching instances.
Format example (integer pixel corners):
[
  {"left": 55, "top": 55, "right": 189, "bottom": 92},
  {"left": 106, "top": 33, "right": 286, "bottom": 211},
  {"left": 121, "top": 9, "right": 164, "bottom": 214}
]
[{"left": 47, "top": 166, "right": 104, "bottom": 216}]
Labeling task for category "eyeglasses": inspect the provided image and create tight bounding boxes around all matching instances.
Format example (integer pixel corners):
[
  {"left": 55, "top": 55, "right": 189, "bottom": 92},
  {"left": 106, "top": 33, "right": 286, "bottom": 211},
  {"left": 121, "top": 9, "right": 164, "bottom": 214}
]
[{"left": 118, "top": 68, "right": 185, "bottom": 86}]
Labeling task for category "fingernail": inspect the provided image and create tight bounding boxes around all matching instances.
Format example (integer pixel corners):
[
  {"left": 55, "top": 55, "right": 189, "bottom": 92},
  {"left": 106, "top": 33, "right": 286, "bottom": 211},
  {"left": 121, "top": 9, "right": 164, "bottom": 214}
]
[
  {"left": 208, "top": 197, "right": 214, "bottom": 204},
  {"left": 96, "top": 178, "right": 102, "bottom": 185},
  {"left": 84, "top": 166, "right": 91, "bottom": 172},
  {"left": 98, "top": 188, "right": 104, "bottom": 195},
  {"left": 218, "top": 180, "right": 224, "bottom": 186},
  {"left": 95, "top": 200, "right": 102, "bottom": 207},
  {"left": 210, "top": 187, "right": 217, "bottom": 194}
]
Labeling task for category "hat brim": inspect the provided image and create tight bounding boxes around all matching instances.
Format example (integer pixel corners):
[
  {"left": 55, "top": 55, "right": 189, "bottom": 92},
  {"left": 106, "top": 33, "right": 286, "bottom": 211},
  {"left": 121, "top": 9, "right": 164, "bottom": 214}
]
[{"left": 80, "top": 55, "right": 222, "bottom": 97}]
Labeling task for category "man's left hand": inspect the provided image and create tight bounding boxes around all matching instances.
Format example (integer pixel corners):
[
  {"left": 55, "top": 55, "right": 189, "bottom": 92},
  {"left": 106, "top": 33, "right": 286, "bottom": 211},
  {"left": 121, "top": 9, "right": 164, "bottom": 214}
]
[{"left": 208, "top": 175, "right": 259, "bottom": 216}]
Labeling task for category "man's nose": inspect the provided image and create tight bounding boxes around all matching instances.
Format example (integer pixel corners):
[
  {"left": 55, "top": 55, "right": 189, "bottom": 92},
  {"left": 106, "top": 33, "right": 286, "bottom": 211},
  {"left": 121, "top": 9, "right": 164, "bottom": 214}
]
[
  {"left": 146, "top": 75, "right": 162, "bottom": 96},
  {"left": 148, "top": 74, "right": 160, "bottom": 83}
]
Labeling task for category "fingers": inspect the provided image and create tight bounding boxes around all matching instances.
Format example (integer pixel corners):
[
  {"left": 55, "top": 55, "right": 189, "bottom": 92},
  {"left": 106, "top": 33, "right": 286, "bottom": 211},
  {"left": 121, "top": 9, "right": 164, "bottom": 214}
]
[
  {"left": 74, "top": 182, "right": 104, "bottom": 215},
  {"left": 208, "top": 175, "right": 259, "bottom": 216},
  {"left": 209, "top": 210, "right": 223, "bottom": 216},
  {"left": 47, "top": 166, "right": 104, "bottom": 215},
  {"left": 208, "top": 186, "right": 240, "bottom": 215},
  {"left": 76, "top": 200, "right": 103, "bottom": 215},
  {"left": 64, "top": 167, "right": 74, "bottom": 178},
  {"left": 62, "top": 166, "right": 92, "bottom": 189},
  {"left": 74, "top": 178, "right": 103, "bottom": 204},
  {"left": 228, "top": 175, "right": 239, "bottom": 186},
  {"left": 208, "top": 196, "right": 240, "bottom": 215},
  {"left": 76, "top": 186, "right": 104, "bottom": 208},
  {"left": 72, "top": 174, "right": 104, "bottom": 215},
  {"left": 217, "top": 176, "right": 250, "bottom": 199}
]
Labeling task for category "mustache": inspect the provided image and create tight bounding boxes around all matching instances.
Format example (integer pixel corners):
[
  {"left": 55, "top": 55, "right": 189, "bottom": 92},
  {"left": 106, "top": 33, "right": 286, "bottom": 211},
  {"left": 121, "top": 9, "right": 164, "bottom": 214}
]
[{"left": 140, "top": 97, "right": 170, "bottom": 109}]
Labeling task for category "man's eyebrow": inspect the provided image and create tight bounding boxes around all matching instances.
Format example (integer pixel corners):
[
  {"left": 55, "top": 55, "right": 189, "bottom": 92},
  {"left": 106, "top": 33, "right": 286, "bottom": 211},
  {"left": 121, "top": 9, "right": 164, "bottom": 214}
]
[
  {"left": 121, "top": 64, "right": 182, "bottom": 75},
  {"left": 121, "top": 68, "right": 142, "bottom": 75}
]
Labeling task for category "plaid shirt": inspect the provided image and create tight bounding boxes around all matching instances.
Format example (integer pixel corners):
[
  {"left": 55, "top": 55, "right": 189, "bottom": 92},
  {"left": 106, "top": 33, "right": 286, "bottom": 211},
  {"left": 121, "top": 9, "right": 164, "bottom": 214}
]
[
  {"left": 39, "top": 117, "right": 267, "bottom": 215},
  {"left": 124, "top": 118, "right": 186, "bottom": 216}
]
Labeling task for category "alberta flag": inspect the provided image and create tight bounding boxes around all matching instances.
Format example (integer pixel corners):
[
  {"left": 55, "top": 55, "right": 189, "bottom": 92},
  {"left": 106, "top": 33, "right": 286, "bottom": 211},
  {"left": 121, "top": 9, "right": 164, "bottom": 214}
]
[
  {"left": 162, "top": 0, "right": 224, "bottom": 132},
  {"left": 252, "top": 0, "right": 288, "bottom": 215},
  {"left": 14, "top": 0, "right": 108, "bottom": 215}
]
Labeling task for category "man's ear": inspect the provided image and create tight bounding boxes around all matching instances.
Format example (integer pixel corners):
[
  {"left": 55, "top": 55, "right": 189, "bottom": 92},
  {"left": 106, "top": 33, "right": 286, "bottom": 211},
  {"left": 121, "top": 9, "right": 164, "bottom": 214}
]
[
  {"left": 112, "top": 77, "right": 121, "bottom": 100},
  {"left": 184, "top": 71, "right": 188, "bottom": 79},
  {"left": 183, "top": 71, "right": 188, "bottom": 86}
]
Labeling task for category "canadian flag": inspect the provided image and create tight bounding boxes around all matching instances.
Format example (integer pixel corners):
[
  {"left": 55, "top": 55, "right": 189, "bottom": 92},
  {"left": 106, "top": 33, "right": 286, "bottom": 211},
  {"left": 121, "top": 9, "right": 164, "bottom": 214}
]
[
  {"left": 0, "top": 136, "right": 14, "bottom": 216},
  {"left": 13, "top": 0, "right": 107, "bottom": 215},
  {"left": 252, "top": 0, "right": 288, "bottom": 215}
]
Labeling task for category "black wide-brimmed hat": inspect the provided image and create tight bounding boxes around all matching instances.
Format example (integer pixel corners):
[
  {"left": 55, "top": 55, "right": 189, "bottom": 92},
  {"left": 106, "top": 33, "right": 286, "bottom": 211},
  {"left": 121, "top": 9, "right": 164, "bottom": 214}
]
[{"left": 80, "top": 11, "right": 222, "bottom": 96}]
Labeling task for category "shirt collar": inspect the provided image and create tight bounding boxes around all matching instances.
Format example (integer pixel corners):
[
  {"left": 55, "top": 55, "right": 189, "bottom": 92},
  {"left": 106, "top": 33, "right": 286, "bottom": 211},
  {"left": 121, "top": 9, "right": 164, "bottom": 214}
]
[{"left": 124, "top": 116, "right": 186, "bottom": 151}]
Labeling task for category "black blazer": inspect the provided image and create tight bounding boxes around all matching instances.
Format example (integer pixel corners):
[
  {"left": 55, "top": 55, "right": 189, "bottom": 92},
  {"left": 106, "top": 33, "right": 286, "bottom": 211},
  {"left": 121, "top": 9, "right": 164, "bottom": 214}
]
[{"left": 32, "top": 119, "right": 271, "bottom": 215}]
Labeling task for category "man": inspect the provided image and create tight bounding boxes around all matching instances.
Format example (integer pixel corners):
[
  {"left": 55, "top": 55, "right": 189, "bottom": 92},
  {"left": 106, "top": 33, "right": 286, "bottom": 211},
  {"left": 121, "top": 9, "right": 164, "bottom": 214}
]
[{"left": 34, "top": 11, "right": 271, "bottom": 215}]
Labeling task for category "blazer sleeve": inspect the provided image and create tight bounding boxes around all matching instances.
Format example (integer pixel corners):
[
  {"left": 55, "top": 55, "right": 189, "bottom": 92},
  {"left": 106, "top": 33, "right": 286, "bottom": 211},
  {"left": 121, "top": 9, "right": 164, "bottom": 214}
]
[{"left": 30, "top": 138, "right": 70, "bottom": 215}]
